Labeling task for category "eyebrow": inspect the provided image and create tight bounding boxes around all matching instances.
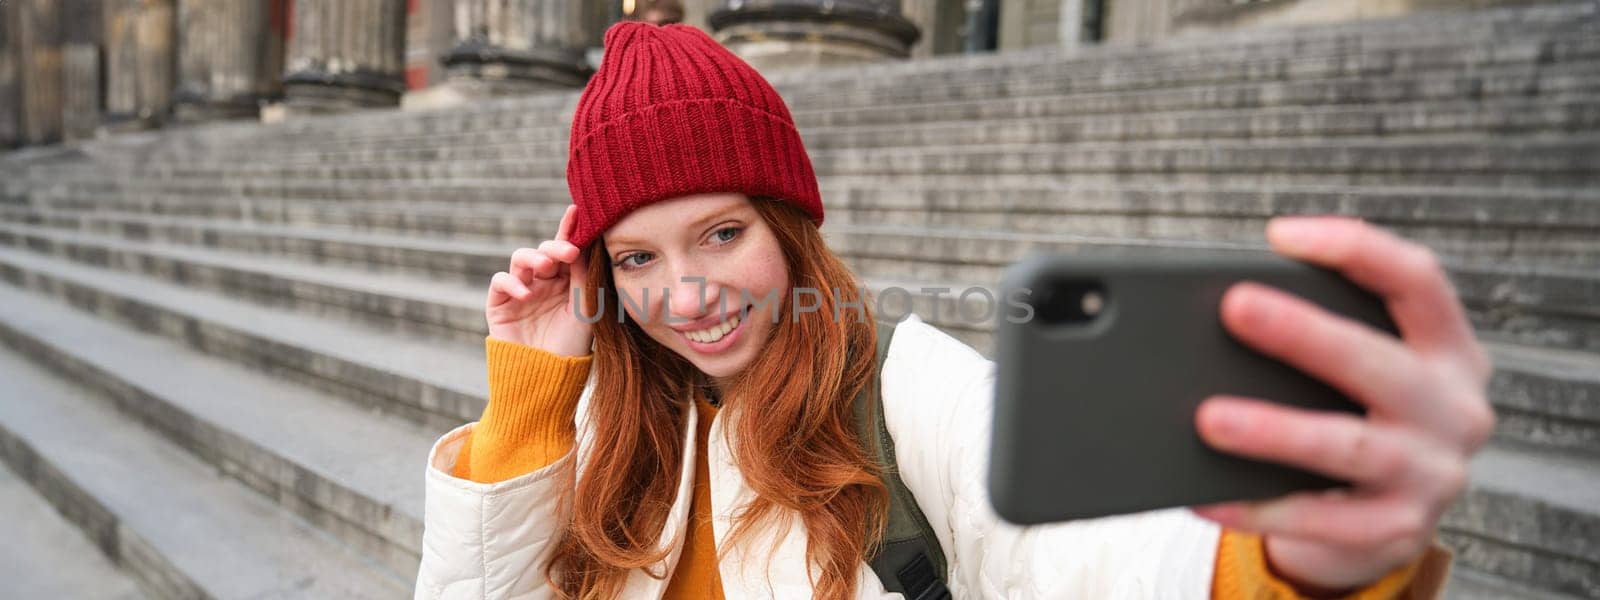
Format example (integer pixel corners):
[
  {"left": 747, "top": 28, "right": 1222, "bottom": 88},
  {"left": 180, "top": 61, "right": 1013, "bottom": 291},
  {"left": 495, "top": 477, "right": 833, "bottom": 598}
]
[{"left": 607, "top": 200, "right": 747, "bottom": 248}]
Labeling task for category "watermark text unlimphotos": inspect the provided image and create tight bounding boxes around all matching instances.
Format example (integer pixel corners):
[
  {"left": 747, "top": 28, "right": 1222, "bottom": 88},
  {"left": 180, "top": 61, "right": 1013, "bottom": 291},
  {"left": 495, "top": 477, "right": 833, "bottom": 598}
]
[{"left": 571, "top": 276, "right": 1036, "bottom": 326}]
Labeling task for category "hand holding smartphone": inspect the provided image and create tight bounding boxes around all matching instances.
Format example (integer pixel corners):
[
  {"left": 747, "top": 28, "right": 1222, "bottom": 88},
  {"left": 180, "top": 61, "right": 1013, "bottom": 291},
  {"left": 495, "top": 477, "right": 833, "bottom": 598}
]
[{"left": 987, "top": 250, "right": 1399, "bottom": 525}]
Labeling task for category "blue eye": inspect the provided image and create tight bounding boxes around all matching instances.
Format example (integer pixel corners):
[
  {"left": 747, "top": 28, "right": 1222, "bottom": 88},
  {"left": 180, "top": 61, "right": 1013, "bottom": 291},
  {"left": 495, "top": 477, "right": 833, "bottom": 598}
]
[
  {"left": 615, "top": 252, "right": 653, "bottom": 270},
  {"left": 712, "top": 227, "right": 742, "bottom": 244}
]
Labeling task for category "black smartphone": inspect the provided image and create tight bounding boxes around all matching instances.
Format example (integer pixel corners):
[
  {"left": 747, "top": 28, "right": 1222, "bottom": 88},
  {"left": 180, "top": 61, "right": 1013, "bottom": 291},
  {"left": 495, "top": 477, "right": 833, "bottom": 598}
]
[{"left": 986, "top": 250, "right": 1399, "bottom": 525}]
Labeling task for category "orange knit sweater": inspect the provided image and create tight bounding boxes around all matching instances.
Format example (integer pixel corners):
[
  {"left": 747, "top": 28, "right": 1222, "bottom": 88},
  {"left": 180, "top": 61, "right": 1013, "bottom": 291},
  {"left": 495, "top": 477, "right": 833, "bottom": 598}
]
[{"left": 453, "top": 336, "right": 1448, "bottom": 599}]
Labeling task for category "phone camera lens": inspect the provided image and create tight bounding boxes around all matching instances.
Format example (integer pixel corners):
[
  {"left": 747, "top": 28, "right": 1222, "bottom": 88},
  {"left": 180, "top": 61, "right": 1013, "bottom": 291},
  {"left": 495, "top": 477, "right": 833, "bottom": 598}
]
[{"left": 1029, "top": 280, "right": 1106, "bottom": 326}]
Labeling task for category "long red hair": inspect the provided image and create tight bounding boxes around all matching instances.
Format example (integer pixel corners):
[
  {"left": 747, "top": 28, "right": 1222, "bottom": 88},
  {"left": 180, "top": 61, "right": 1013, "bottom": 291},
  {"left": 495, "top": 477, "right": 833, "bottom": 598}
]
[{"left": 544, "top": 195, "right": 890, "bottom": 599}]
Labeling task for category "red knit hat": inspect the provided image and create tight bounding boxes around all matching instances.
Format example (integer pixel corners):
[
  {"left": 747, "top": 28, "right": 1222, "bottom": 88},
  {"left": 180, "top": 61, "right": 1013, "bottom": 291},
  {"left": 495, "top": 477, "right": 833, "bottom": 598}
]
[{"left": 565, "top": 21, "right": 825, "bottom": 250}]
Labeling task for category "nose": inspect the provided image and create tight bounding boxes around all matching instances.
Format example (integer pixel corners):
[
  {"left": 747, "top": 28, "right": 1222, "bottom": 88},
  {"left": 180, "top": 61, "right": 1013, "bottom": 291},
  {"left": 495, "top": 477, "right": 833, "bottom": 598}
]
[{"left": 666, "top": 273, "right": 721, "bottom": 322}]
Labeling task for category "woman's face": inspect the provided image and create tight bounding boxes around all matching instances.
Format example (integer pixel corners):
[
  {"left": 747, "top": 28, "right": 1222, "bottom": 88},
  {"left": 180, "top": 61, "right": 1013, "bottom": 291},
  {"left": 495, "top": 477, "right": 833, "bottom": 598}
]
[{"left": 602, "top": 192, "right": 789, "bottom": 382}]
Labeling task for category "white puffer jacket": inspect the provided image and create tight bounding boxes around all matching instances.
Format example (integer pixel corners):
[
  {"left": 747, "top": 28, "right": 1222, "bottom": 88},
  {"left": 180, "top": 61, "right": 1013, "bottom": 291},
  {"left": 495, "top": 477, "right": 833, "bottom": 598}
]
[{"left": 413, "top": 313, "right": 1222, "bottom": 599}]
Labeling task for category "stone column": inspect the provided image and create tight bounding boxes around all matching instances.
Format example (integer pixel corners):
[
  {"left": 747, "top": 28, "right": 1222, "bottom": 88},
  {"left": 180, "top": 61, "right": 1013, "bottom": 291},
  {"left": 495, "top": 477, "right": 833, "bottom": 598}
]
[
  {"left": 173, "top": 0, "right": 285, "bottom": 122},
  {"left": 104, "top": 0, "right": 178, "bottom": 130},
  {"left": 283, "top": 0, "right": 408, "bottom": 114},
  {"left": 406, "top": 0, "right": 456, "bottom": 90},
  {"left": 61, "top": 44, "right": 100, "bottom": 140},
  {"left": 12, "top": 0, "right": 65, "bottom": 145},
  {"left": 708, "top": 0, "right": 921, "bottom": 72},
  {"left": 0, "top": 0, "right": 21, "bottom": 148},
  {"left": 441, "top": 0, "right": 596, "bottom": 95}
]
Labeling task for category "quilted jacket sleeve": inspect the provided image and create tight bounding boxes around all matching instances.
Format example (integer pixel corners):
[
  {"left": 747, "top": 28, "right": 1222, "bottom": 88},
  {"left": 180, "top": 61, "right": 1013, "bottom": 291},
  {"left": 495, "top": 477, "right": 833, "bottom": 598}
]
[
  {"left": 879, "top": 314, "right": 1227, "bottom": 598},
  {"left": 412, "top": 342, "right": 598, "bottom": 600}
]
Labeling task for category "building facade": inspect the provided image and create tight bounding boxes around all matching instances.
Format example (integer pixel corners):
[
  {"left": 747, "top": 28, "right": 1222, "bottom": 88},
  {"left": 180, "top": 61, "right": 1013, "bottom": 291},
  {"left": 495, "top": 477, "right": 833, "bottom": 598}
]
[{"left": 0, "top": 0, "right": 1563, "bottom": 147}]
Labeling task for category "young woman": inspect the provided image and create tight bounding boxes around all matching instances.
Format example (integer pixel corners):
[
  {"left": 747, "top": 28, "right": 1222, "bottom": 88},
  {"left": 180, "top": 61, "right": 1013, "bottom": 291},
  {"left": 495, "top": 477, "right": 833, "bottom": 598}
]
[{"left": 414, "top": 21, "right": 1489, "bottom": 600}]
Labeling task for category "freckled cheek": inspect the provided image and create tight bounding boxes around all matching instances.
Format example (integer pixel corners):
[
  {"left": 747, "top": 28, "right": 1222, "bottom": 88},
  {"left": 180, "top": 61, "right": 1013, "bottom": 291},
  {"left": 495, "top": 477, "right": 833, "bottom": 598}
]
[{"left": 724, "top": 244, "right": 788, "bottom": 307}]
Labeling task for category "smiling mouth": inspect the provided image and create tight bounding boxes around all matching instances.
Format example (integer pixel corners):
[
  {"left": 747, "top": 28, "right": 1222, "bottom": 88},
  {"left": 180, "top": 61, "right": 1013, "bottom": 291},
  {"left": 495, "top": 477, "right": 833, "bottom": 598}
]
[
  {"left": 674, "top": 304, "right": 755, "bottom": 347},
  {"left": 683, "top": 313, "right": 741, "bottom": 343}
]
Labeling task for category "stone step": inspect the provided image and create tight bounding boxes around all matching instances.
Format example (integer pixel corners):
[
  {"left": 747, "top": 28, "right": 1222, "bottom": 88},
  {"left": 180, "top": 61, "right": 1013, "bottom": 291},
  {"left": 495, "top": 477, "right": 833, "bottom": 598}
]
[
  {"left": 2, "top": 207, "right": 1590, "bottom": 351},
  {"left": 1443, "top": 567, "right": 1588, "bottom": 600},
  {"left": 21, "top": 174, "right": 554, "bottom": 205},
  {"left": 130, "top": 24, "right": 1600, "bottom": 153},
  {"left": 0, "top": 280, "right": 438, "bottom": 585},
  {"left": 0, "top": 207, "right": 512, "bottom": 287},
  {"left": 247, "top": 14, "right": 1600, "bottom": 142},
  {"left": 138, "top": 57, "right": 1600, "bottom": 164},
  {"left": 0, "top": 219, "right": 487, "bottom": 346},
  {"left": 778, "top": 33, "right": 1600, "bottom": 109},
  {"left": 0, "top": 461, "right": 148, "bottom": 599},
  {"left": 765, "top": 0, "right": 1600, "bottom": 90},
  {"left": 792, "top": 62, "right": 1600, "bottom": 130},
  {"left": 0, "top": 245, "right": 488, "bottom": 433},
  {"left": 101, "top": 137, "right": 1600, "bottom": 190},
  {"left": 1484, "top": 342, "right": 1600, "bottom": 457},
  {"left": 140, "top": 59, "right": 1600, "bottom": 157},
  {"left": 200, "top": 95, "right": 1600, "bottom": 167},
  {"left": 829, "top": 226, "right": 1600, "bottom": 352},
  {"left": 0, "top": 325, "right": 412, "bottom": 598},
  {"left": 24, "top": 174, "right": 1600, "bottom": 228},
  {"left": 1441, "top": 442, "right": 1600, "bottom": 598},
  {"left": 19, "top": 183, "right": 1600, "bottom": 268}
]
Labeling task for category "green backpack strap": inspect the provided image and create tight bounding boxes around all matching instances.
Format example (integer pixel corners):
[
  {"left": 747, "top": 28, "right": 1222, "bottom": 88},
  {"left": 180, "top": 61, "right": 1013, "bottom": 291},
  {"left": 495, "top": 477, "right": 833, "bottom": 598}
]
[{"left": 853, "top": 319, "right": 952, "bottom": 600}]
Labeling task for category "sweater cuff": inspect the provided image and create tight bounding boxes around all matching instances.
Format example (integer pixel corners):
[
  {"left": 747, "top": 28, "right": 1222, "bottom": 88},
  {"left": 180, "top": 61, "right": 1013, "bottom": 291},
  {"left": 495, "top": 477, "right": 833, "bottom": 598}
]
[
  {"left": 453, "top": 336, "right": 593, "bottom": 483},
  {"left": 1212, "top": 529, "right": 1453, "bottom": 599}
]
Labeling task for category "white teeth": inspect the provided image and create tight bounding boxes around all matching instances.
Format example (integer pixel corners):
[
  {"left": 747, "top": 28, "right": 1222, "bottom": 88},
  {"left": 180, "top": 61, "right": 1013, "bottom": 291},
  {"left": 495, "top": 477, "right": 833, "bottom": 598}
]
[{"left": 687, "top": 314, "right": 740, "bottom": 344}]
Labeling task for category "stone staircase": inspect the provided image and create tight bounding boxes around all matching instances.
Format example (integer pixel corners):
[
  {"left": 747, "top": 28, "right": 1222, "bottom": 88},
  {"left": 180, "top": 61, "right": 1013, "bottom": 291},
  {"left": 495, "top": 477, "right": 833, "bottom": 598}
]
[{"left": 1, "top": 2, "right": 1596, "bottom": 598}]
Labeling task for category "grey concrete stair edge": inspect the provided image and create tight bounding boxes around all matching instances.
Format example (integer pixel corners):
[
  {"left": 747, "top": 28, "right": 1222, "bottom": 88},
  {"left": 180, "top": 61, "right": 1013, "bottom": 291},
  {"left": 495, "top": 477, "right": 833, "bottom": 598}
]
[
  {"left": 777, "top": 36, "right": 1600, "bottom": 108},
  {"left": 0, "top": 219, "right": 489, "bottom": 345},
  {"left": 1486, "top": 343, "right": 1600, "bottom": 456},
  {"left": 0, "top": 284, "right": 430, "bottom": 581},
  {"left": 19, "top": 188, "right": 1600, "bottom": 268},
  {"left": 27, "top": 176, "right": 1600, "bottom": 228},
  {"left": 248, "top": 76, "right": 1600, "bottom": 153},
  {"left": 174, "top": 96, "right": 1600, "bottom": 167},
  {"left": 147, "top": 17, "right": 1587, "bottom": 148},
  {"left": 132, "top": 60, "right": 1600, "bottom": 163},
  {"left": 0, "top": 246, "right": 488, "bottom": 432},
  {"left": 1, "top": 206, "right": 1591, "bottom": 352},
  {"left": 790, "top": 64, "right": 1600, "bottom": 129},
  {"left": 5, "top": 204, "right": 1593, "bottom": 322},
  {"left": 136, "top": 31, "right": 1580, "bottom": 147},
  {"left": 0, "top": 208, "right": 512, "bottom": 287},
  {"left": 1444, "top": 567, "right": 1591, "bottom": 600},
  {"left": 59, "top": 145, "right": 1590, "bottom": 196},
  {"left": 1440, "top": 528, "right": 1599, "bottom": 600},
  {"left": 1440, "top": 443, "right": 1600, "bottom": 598},
  {"left": 0, "top": 345, "right": 411, "bottom": 599},
  {"left": 0, "top": 462, "right": 148, "bottom": 600},
  {"left": 100, "top": 136, "right": 1600, "bottom": 181},
  {"left": 18, "top": 163, "right": 1593, "bottom": 198},
  {"left": 132, "top": 90, "right": 1600, "bottom": 165},
  {"left": 104, "top": 37, "right": 1600, "bottom": 159}
]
